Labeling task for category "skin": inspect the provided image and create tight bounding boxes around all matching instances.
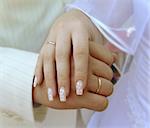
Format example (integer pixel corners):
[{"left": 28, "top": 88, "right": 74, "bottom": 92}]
[
  {"left": 35, "top": 9, "right": 115, "bottom": 101},
  {"left": 33, "top": 41, "right": 115, "bottom": 111}
]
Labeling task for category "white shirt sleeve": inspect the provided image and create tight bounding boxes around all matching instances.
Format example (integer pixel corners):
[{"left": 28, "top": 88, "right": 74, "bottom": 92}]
[{"left": 0, "top": 47, "right": 38, "bottom": 122}]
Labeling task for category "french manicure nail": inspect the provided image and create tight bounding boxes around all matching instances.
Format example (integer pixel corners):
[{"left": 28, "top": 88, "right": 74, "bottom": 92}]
[
  {"left": 33, "top": 76, "right": 38, "bottom": 88},
  {"left": 48, "top": 88, "right": 53, "bottom": 101},
  {"left": 59, "top": 87, "right": 66, "bottom": 102},
  {"left": 76, "top": 80, "right": 83, "bottom": 95}
]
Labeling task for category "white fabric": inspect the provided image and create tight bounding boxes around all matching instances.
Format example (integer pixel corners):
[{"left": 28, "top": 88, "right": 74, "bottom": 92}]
[
  {"left": 0, "top": 0, "right": 77, "bottom": 128},
  {"left": 0, "top": 48, "right": 37, "bottom": 126},
  {"left": 0, "top": 0, "right": 71, "bottom": 52},
  {"left": 68, "top": 0, "right": 150, "bottom": 128}
]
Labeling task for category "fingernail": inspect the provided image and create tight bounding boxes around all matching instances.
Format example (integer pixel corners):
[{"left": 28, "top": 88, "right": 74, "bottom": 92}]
[
  {"left": 33, "top": 76, "right": 38, "bottom": 88},
  {"left": 59, "top": 87, "right": 66, "bottom": 102},
  {"left": 48, "top": 88, "right": 53, "bottom": 101},
  {"left": 76, "top": 80, "right": 83, "bottom": 95}
]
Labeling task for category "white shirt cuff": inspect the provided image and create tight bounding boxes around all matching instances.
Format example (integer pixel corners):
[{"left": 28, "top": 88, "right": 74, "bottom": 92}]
[{"left": 0, "top": 47, "right": 38, "bottom": 122}]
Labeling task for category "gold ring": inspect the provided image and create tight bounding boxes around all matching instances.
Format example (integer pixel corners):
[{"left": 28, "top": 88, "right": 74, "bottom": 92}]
[
  {"left": 96, "top": 77, "right": 102, "bottom": 94},
  {"left": 47, "top": 41, "right": 56, "bottom": 45}
]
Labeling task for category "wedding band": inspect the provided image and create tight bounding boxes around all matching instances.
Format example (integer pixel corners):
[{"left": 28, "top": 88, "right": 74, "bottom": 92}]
[
  {"left": 96, "top": 77, "right": 102, "bottom": 94},
  {"left": 47, "top": 41, "right": 56, "bottom": 45}
]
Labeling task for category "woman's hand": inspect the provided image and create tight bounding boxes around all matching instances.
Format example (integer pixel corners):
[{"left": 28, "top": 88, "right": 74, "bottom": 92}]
[
  {"left": 33, "top": 41, "right": 115, "bottom": 111},
  {"left": 34, "top": 9, "right": 110, "bottom": 102}
]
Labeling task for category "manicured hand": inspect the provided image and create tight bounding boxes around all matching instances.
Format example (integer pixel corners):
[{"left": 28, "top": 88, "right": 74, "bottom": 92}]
[
  {"left": 34, "top": 9, "right": 114, "bottom": 102},
  {"left": 33, "top": 41, "right": 115, "bottom": 111}
]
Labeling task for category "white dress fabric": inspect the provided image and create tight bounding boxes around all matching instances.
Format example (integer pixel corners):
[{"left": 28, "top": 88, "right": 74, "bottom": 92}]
[{"left": 68, "top": 0, "right": 150, "bottom": 128}]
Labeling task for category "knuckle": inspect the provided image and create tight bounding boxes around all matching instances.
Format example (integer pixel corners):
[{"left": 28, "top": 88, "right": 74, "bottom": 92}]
[
  {"left": 75, "top": 49, "right": 87, "bottom": 58},
  {"left": 75, "top": 69, "right": 87, "bottom": 78},
  {"left": 57, "top": 21, "right": 65, "bottom": 29},
  {"left": 56, "top": 53, "right": 64, "bottom": 60},
  {"left": 47, "top": 75, "right": 55, "bottom": 82},
  {"left": 58, "top": 73, "right": 68, "bottom": 84},
  {"left": 109, "top": 87, "right": 114, "bottom": 96},
  {"left": 56, "top": 51, "right": 69, "bottom": 61},
  {"left": 107, "top": 68, "right": 113, "bottom": 80},
  {"left": 109, "top": 81, "right": 114, "bottom": 88},
  {"left": 107, "top": 53, "right": 114, "bottom": 65},
  {"left": 108, "top": 56, "right": 114, "bottom": 65},
  {"left": 44, "top": 51, "right": 54, "bottom": 60},
  {"left": 107, "top": 82, "right": 114, "bottom": 96}
]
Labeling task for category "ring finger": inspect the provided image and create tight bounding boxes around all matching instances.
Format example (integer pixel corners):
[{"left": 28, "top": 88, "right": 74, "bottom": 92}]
[
  {"left": 87, "top": 74, "right": 113, "bottom": 97},
  {"left": 43, "top": 43, "right": 57, "bottom": 101}
]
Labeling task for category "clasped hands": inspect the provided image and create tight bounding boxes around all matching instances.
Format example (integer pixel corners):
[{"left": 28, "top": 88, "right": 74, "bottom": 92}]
[{"left": 32, "top": 10, "right": 116, "bottom": 111}]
